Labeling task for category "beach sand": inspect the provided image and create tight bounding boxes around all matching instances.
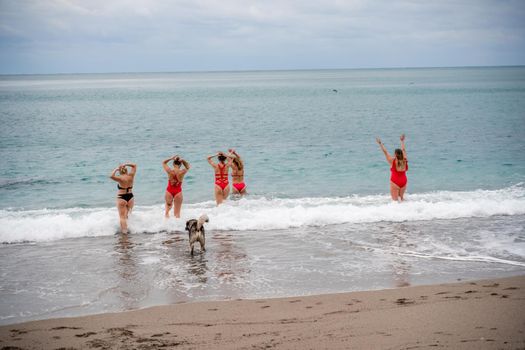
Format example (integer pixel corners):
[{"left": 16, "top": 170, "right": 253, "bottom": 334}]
[{"left": 1, "top": 275, "right": 524, "bottom": 349}]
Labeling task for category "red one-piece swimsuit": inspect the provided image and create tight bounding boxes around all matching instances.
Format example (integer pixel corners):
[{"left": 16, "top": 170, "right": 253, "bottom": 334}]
[
  {"left": 215, "top": 163, "right": 229, "bottom": 190},
  {"left": 166, "top": 175, "right": 182, "bottom": 196},
  {"left": 390, "top": 159, "right": 408, "bottom": 188}
]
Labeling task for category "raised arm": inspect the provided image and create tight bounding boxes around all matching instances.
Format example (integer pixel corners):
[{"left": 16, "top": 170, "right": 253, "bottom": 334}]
[
  {"left": 123, "top": 163, "right": 137, "bottom": 176},
  {"left": 400, "top": 134, "right": 407, "bottom": 159},
  {"left": 376, "top": 138, "right": 393, "bottom": 164},
  {"left": 180, "top": 158, "right": 191, "bottom": 171},
  {"left": 109, "top": 166, "right": 120, "bottom": 182},
  {"left": 162, "top": 157, "right": 175, "bottom": 174},
  {"left": 207, "top": 154, "right": 217, "bottom": 167},
  {"left": 228, "top": 148, "right": 241, "bottom": 161}
]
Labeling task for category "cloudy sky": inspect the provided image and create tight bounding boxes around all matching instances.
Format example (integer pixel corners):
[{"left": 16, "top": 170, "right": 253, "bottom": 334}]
[{"left": 0, "top": 0, "right": 524, "bottom": 74}]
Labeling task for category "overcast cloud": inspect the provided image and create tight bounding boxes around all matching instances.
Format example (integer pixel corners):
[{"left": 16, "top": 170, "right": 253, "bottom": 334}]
[{"left": 0, "top": 0, "right": 524, "bottom": 73}]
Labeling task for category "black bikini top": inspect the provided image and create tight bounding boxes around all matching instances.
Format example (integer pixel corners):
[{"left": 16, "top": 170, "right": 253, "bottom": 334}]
[{"left": 117, "top": 184, "right": 133, "bottom": 193}]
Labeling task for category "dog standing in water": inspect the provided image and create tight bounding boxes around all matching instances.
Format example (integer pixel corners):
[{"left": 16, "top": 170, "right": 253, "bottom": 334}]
[{"left": 185, "top": 214, "right": 209, "bottom": 255}]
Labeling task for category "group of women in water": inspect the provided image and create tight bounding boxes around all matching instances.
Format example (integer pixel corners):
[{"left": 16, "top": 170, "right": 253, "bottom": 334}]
[
  {"left": 110, "top": 136, "right": 408, "bottom": 234},
  {"left": 110, "top": 149, "right": 246, "bottom": 233}
]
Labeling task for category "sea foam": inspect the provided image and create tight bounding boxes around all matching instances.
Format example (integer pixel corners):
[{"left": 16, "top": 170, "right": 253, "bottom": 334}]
[{"left": 1, "top": 185, "right": 524, "bottom": 243}]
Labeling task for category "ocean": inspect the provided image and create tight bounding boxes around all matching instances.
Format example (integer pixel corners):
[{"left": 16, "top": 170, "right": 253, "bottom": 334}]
[{"left": 1, "top": 67, "right": 524, "bottom": 325}]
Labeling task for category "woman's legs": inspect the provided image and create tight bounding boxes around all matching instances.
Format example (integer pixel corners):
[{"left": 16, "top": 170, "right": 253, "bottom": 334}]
[
  {"left": 390, "top": 182, "right": 400, "bottom": 201},
  {"left": 173, "top": 193, "right": 183, "bottom": 218},
  {"left": 399, "top": 185, "right": 407, "bottom": 201},
  {"left": 117, "top": 199, "right": 129, "bottom": 233},
  {"left": 127, "top": 198, "right": 134, "bottom": 217},
  {"left": 390, "top": 182, "right": 407, "bottom": 201},
  {"left": 214, "top": 185, "right": 224, "bottom": 205},
  {"left": 165, "top": 192, "right": 174, "bottom": 218}
]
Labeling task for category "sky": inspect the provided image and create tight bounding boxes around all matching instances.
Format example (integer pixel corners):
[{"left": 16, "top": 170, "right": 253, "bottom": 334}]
[{"left": 0, "top": 0, "right": 524, "bottom": 74}]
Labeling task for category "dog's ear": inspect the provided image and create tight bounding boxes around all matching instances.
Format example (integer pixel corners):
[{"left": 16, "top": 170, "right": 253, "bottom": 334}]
[{"left": 185, "top": 220, "right": 191, "bottom": 231}]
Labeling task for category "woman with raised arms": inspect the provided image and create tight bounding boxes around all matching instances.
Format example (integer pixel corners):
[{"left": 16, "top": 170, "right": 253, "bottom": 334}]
[
  {"left": 376, "top": 134, "right": 408, "bottom": 201},
  {"left": 228, "top": 149, "right": 247, "bottom": 196},
  {"left": 163, "top": 155, "right": 191, "bottom": 218},
  {"left": 110, "top": 163, "right": 137, "bottom": 233},
  {"left": 207, "top": 151, "right": 231, "bottom": 205}
]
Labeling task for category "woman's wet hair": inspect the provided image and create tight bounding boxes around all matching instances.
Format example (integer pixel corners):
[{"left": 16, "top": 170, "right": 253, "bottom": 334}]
[
  {"left": 233, "top": 157, "right": 243, "bottom": 171},
  {"left": 395, "top": 148, "right": 403, "bottom": 160},
  {"left": 119, "top": 167, "right": 128, "bottom": 174},
  {"left": 173, "top": 159, "right": 181, "bottom": 166},
  {"left": 218, "top": 155, "right": 227, "bottom": 162},
  {"left": 395, "top": 148, "right": 406, "bottom": 168}
]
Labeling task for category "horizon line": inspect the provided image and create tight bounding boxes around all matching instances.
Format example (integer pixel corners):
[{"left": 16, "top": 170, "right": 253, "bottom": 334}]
[{"left": 1, "top": 64, "right": 524, "bottom": 77}]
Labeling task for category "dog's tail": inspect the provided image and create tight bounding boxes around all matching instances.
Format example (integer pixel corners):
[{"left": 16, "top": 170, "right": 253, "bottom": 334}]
[{"left": 197, "top": 214, "right": 209, "bottom": 230}]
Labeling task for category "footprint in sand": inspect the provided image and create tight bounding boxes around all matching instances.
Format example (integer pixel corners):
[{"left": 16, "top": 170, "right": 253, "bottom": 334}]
[
  {"left": 75, "top": 332, "right": 97, "bottom": 338},
  {"left": 151, "top": 332, "right": 170, "bottom": 337},
  {"left": 50, "top": 326, "right": 82, "bottom": 330},
  {"left": 107, "top": 327, "right": 134, "bottom": 337},
  {"left": 482, "top": 283, "right": 499, "bottom": 288},
  {"left": 87, "top": 338, "right": 111, "bottom": 348},
  {"left": 395, "top": 298, "right": 415, "bottom": 305}
]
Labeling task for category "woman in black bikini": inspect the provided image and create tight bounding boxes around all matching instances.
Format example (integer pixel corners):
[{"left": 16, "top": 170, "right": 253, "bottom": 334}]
[{"left": 110, "top": 163, "right": 137, "bottom": 233}]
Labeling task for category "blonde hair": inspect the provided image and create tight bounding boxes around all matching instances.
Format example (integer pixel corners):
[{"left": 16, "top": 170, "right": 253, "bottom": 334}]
[
  {"left": 233, "top": 157, "right": 243, "bottom": 171},
  {"left": 394, "top": 149, "right": 405, "bottom": 169}
]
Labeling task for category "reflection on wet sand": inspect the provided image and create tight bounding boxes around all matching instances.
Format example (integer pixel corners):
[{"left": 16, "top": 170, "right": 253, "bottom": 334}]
[
  {"left": 390, "top": 223, "right": 412, "bottom": 288},
  {"left": 155, "top": 230, "right": 250, "bottom": 301},
  {"left": 114, "top": 234, "right": 141, "bottom": 309},
  {"left": 213, "top": 232, "right": 249, "bottom": 286},
  {"left": 187, "top": 254, "right": 208, "bottom": 284}
]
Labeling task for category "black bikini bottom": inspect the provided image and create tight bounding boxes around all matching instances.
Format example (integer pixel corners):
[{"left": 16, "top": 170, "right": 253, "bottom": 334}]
[{"left": 118, "top": 193, "right": 134, "bottom": 202}]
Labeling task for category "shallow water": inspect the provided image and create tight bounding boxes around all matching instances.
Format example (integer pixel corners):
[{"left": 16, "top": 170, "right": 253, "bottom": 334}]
[
  {"left": 1, "top": 214, "right": 523, "bottom": 325},
  {"left": 0, "top": 67, "right": 524, "bottom": 324}
]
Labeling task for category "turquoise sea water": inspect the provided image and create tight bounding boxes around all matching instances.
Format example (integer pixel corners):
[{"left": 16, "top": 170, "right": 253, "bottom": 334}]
[
  {"left": 0, "top": 67, "right": 524, "bottom": 324},
  {"left": 1, "top": 67, "right": 524, "bottom": 209}
]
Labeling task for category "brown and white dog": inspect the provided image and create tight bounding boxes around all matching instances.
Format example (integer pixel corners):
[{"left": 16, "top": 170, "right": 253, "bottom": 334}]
[{"left": 185, "top": 214, "right": 209, "bottom": 255}]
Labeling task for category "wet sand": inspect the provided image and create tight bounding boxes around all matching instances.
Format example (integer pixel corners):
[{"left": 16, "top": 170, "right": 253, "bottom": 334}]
[{"left": 1, "top": 275, "right": 524, "bottom": 349}]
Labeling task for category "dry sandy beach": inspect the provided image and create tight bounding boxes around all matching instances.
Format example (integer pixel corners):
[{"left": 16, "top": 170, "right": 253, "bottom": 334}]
[{"left": 1, "top": 275, "right": 524, "bottom": 350}]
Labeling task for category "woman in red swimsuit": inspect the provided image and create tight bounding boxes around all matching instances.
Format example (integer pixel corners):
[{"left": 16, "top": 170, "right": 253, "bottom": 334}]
[
  {"left": 228, "top": 149, "right": 247, "bottom": 196},
  {"left": 377, "top": 134, "right": 408, "bottom": 201},
  {"left": 110, "top": 163, "right": 137, "bottom": 233},
  {"left": 162, "top": 155, "right": 190, "bottom": 218},
  {"left": 207, "top": 151, "right": 231, "bottom": 205}
]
